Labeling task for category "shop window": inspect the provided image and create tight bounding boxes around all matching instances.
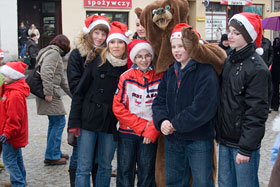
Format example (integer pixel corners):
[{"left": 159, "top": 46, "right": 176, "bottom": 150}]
[
  {"left": 274, "top": 1, "right": 280, "bottom": 12},
  {"left": 243, "top": 5, "right": 263, "bottom": 18},
  {"left": 42, "top": 2, "right": 56, "bottom": 13},
  {"left": 43, "top": 16, "right": 56, "bottom": 36},
  {"left": 206, "top": 3, "right": 227, "bottom": 42},
  {"left": 86, "top": 11, "right": 128, "bottom": 25}
]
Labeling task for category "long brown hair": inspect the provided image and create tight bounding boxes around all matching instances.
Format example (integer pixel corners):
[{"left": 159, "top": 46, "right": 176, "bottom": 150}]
[
  {"left": 99, "top": 42, "right": 128, "bottom": 67},
  {"left": 49, "top": 34, "right": 70, "bottom": 54},
  {"left": 84, "top": 24, "right": 110, "bottom": 49}
]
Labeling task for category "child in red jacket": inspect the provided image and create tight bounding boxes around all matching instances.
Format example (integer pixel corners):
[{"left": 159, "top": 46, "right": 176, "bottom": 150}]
[
  {"left": 113, "top": 40, "right": 162, "bottom": 186},
  {"left": 0, "top": 61, "right": 30, "bottom": 186}
]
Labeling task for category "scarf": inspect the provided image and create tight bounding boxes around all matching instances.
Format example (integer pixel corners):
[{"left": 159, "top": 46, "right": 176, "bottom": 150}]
[{"left": 106, "top": 52, "right": 127, "bottom": 67}]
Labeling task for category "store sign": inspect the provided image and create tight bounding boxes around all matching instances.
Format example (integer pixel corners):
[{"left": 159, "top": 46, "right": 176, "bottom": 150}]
[
  {"left": 84, "top": 0, "right": 132, "bottom": 8},
  {"left": 220, "top": 0, "right": 252, "bottom": 6}
]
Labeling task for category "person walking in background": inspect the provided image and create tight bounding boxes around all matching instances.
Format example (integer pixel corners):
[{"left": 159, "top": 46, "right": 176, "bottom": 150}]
[
  {"left": 68, "top": 21, "right": 130, "bottom": 187},
  {"left": 113, "top": 40, "right": 162, "bottom": 187},
  {"left": 18, "top": 22, "right": 28, "bottom": 58},
  {"left": 67, "top": 15, "right": 110, "bottom": 187},
  {"left": 35, "top": 34, "right": 72, "bottom": 166},
  {"left": 270, "top": 37, "right": 280, "bottom": 112},
  {"left": 0, "top": 61, "right": 30, "bottom": 187},
  {"left": 216, "top": 27, "right": 222, "bottom": 42},
  {"left": 152, "top": 23, "right": 219, "bottom": 186},
  {"left": 218, "top": 34, "right": 232, "bottom": 55},
  {"left": 26, "top": 33, "right": 39, "bottom": 70},
  {"left": 28, "top": 24, "right": 40, "bottom": 44},
  {"left": 261, "top": 35, "right": 274, "bottom": 67},
  {"left": 216, "top": 13, "right": 271, "bottom": 187}
]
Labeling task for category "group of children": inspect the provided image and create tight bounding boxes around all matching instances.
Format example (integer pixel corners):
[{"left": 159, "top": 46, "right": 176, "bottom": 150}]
[{"left": 0, "top": 12, "right": 273, "bottom": 187}]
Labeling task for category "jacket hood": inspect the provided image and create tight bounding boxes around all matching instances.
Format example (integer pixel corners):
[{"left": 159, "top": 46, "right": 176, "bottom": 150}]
[
  {"left": 37, "top": 45, "right": 62, "bottom": 62},
  {"left": 74, "top": 31, "right": 92, "bottom": 57},
  {"left": 1, "top": 78, "right": 30, "bottom": 98}
]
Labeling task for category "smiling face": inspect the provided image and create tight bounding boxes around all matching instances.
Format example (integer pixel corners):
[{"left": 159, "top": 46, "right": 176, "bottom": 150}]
[
  {"left": 171, "top": 38, "right": 190, "bottom": 67},
  {"left": 91, "top": 29, "right": 107, "bottom": 47},
  {"left": 136, "top": 19, "right": 146, "bottom": 38},
  {"left": 108, "top": 39, "right": 126, "bottom": 59},
  {"left": 134, "top": 49, "right": 152, "bottom": 72},
  {"left": 228, "top": 26, "right": 248, "bottom": 51}
]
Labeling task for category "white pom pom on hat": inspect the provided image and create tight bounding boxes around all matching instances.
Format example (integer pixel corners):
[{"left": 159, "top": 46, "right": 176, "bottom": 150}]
[{"left": 0, "top": 49, "right": 4, "bottom": 58}]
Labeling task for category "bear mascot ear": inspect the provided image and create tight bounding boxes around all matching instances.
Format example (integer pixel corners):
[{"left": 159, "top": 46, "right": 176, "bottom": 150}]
[{"left": 135, "top": 8, "right": 142, "bottom": 19}]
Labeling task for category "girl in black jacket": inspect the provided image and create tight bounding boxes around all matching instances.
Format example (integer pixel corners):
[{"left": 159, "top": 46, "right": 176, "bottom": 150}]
[
  {"left": 66, "top": 15, "right": 111, "bottom": 187},
  {"left": 68, "top": 21, "right": 130, "bottom": 187}
]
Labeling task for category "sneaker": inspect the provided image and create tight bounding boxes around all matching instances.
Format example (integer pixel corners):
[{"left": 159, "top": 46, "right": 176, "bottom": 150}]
[
  {"left": 3, "top": 181, "right": 12, "bottom": 187},
  {"left": 61, "top": 153, "right": 69, "bottom": 160},
  {"left": 44, "top": 158, "right": 67, "bottom": 165}
]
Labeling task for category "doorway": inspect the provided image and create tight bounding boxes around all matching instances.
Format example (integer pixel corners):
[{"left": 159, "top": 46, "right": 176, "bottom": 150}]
[{"left": 18, "top": 0, "right": 62, "bottom": 49}]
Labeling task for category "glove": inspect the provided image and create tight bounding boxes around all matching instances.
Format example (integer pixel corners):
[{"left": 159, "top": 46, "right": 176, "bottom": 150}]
[
  {"left": 68, "top": 128, "right": 80, "bottom": 145},
  {"left": 0, "top": 134, "right": 8, "bottom": 143}
]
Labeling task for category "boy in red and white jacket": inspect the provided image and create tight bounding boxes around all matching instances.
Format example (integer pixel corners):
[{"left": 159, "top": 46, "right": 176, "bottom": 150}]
[
  {"left": 113, "top": 40, "right": 162, "bottom": 186},
  {"left": 0, "top": 61, "right": 30, "bottom": 186}
]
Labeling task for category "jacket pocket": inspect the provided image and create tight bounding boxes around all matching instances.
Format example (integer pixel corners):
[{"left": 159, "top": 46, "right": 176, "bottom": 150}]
[{"left": 53, "top": 85, "right": 62, "bottom": 97}]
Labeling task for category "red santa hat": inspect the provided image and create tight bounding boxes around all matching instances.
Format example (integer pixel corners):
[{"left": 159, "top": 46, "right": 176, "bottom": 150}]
[
  {"left": 170, "top": 23, "right": 203, "bottom": 44},
  {"left": 0, "top": 61, "right": 26, "bottom": 80},
  {"left": 106, "top": 21, "right": 132, "bottom": 44},
  {"left": 229, "top": 12, "right": 263, "bottom": 55},
  {"left": 83, "top": 15, "right": 110, "bottom": 34},
  {"left": 0, "top": 49, "right": 4, "bottom": 58},
  {"left": 128, "top": 39, "right": 154, "bottom": 64}
]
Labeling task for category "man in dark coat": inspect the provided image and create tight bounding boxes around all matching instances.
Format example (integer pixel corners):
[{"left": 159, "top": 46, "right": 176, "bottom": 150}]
[
  {"left": 26, "top": 33, "right": 39, "bottom": 69},
  {"left": 18, "top": 22, "right": 28, "bottom": 58},
  {"left": 261, "top": 36, "right": 274, "bottom": 67}
]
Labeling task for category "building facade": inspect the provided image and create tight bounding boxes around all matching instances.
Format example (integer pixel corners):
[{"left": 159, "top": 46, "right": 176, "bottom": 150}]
[{"left": 0, "top": 0, "right": 273, "bottom": 61}]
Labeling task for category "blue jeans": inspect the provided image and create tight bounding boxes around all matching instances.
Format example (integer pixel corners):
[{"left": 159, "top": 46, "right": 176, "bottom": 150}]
[
  {"left": 69, "top": 145, "right": 78, "bottom": 169},
  {"left": 75, "top": 129, "right": 117, "bottom": 187},
  {"left": 164, "top": 138, "right": 214, "bottom": 187},
  {"left": 19, "top": 44, "right": 26, "bottom": 58},
  {"left": 45, "top": 115, "right": 66, "bottom": 160},
  {"left": 2, "top": 142, "right": 26, "bottom": 187},
  {"left": 117, "top": 133, "right": 157, "bottom": 187},
  {"left": 218, "top": 144, "right": 260, "bottom": 187}
]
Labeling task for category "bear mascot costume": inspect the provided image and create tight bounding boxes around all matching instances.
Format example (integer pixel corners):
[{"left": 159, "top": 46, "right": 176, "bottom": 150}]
[{"left": 135, "top": 0, "right": 226, "bottom": 186}]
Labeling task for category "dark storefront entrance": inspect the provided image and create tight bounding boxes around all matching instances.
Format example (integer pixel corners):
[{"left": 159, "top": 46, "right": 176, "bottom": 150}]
[{"left": 18, "top": 0, "right": 62, "bottom": 49}]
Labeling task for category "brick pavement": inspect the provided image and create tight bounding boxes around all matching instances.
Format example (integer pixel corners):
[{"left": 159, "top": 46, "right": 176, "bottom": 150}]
[{"left": 0, "top": 96, "right": 278, "bottom": 187}]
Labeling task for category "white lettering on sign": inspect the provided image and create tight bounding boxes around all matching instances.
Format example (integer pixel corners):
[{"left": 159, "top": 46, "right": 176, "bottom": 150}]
[{"left": 85, "top": 0, "right": 131, "bottom": 8}]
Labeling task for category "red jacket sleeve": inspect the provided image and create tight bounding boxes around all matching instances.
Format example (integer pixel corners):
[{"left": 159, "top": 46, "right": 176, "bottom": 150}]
[
  {"left": 4, "top": 94, "right": 25, "bottom": 139},
  {"left": 142, "top": 121, "right": 160, "bottom": 143},
  {"left": 113, "top": 75, "right": 148, "bottom": 136}
]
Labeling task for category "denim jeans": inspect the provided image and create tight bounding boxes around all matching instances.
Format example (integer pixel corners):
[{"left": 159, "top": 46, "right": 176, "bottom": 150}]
[
  {"left": 218, "top": 144, "right": 260, "bottom": 187},
  {"left": 45, "top": 115, "right": 66, "bottom": 160},
  {"left": 2, "top": 142, "right": 26, "bottom": 187},
  {"left": 75, "top": 129, "right": 117, "bottom": 187},
  {"left": 164, "top": 138, "right": 214, "bottom": 187},
  {"left": 19, "top": 44, "right": 26, "bottom": 58},
  {"left": 117, "top": 133, "right": 157, "bottom": 187},
  {"left": 69, "top": 145, "right": 78, "bottom": 169}
]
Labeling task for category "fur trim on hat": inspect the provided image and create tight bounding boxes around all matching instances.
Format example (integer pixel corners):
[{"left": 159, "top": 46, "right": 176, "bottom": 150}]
[{"left": 0, "top": 65, "right": 25, "bottom": 80}]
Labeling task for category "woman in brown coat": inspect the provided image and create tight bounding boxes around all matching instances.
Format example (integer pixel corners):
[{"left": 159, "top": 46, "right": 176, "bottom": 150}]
[{"left": 35, "top": 35, "right": 71, "bottom": 165}]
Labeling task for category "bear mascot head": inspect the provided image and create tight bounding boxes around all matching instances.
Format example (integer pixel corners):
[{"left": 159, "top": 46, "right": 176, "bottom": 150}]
[{"left": 135, "top": 0, "right": 189, "bottom": 73}]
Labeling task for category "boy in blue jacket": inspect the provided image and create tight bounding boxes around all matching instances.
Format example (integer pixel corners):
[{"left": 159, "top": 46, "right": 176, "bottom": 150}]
[{"left": 152, "top": 23, "right": 219, "bottom": 186}]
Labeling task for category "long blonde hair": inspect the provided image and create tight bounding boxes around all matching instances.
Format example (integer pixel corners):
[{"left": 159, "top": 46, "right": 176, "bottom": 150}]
[{"left": 99, "top": 42, "right": 128, "bottom": 67}]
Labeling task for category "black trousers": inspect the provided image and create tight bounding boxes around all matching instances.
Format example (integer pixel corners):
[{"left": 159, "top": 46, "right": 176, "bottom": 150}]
[{"left": 271, "top": 81, "right": 280, "bottom": 110}]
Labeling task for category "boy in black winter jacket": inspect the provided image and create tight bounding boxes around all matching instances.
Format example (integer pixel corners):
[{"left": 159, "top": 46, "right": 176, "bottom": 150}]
[{"left": 216, "top": 12, "right": 271, "bottom": 187}]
